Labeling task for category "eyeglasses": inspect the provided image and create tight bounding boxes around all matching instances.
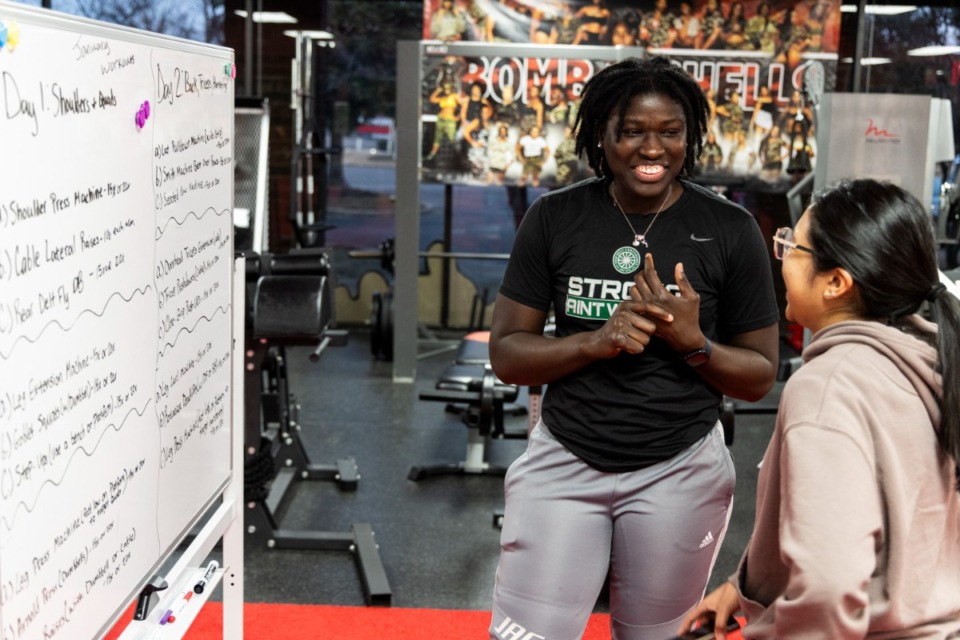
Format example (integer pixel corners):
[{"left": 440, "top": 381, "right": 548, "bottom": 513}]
[{"left": 772, "top": 227, "right": 816, "bottom": 261}]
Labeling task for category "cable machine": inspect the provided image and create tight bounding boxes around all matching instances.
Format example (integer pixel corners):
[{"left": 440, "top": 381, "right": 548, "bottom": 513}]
[{"left": 289, "top": 31, "right": 340, "bottom": 249}]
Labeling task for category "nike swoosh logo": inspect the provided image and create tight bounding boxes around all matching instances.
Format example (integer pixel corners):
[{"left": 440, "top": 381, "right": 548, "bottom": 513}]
[{"left": 690, "top": 233, "right": 714, "bottom": 242}]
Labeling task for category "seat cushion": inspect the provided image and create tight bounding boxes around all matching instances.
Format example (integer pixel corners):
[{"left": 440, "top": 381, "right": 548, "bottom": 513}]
[
  {"left": 456, "top": 332, "right": 491, "bottom": 365},
  {"left": 437, "top": 363, "right": 518, "bottom": 402}
]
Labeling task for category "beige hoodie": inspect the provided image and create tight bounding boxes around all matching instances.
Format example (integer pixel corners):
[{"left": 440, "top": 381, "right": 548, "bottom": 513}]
[{"left": 735, "top": 317, "right": 960, "bottom": 639}]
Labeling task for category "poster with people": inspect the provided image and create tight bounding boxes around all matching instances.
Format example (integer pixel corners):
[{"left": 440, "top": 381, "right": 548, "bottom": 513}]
[
  {"left": 421, "top": 53, "right": 600, "bottom": 187},
  {"left": 419, "top": 0, "right": 838, "bottom": 189},
  {"left": 419, "top": 46, "right": 834, "bottom": 190},
  {"left": 421, "top": 0, "right": 841, "bottom": 59}
]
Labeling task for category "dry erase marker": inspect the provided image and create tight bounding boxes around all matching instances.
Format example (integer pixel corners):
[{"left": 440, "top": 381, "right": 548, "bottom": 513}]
[
  {"left": 194, "top": 560, "right": 219, "bottom": 594},
  {"left": 167, "top": 591, "right": 193, "bottom": 623}
]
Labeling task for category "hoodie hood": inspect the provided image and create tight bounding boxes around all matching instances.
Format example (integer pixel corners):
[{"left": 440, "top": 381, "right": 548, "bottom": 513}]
[{"left": 804, "top": 316, "right": 942, "bottom": 429}]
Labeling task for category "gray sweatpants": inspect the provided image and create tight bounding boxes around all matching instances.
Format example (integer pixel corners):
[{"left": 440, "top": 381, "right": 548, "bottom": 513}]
[{"left": 490, "top": 420, "right": 735, "bottom": 640}]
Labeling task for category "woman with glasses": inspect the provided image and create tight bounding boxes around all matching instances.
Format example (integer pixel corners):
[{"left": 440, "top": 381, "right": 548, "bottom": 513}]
[{"left": 679, "top": 178, "right": 960, "bottom": 638}]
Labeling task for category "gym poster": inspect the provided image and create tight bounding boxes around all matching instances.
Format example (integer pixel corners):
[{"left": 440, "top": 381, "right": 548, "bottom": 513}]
[{"left": 419, "top": 48, "right": 836, "bottom": 189}]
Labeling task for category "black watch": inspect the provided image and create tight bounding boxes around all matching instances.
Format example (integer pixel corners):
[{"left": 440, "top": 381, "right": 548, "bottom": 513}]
[{"left": 681, "top": 339, "right": 712, "bottom": 367}]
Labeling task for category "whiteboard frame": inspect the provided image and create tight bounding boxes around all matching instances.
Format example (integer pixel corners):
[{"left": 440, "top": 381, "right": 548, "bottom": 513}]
[
  {"left": 0, "top": 2, "right": 243, "bottom": 638},
  {"left": 0, "top": 2, "right": 233, "bottom": 58}
]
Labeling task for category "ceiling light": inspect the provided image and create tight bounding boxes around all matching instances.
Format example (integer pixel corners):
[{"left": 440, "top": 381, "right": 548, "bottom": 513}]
[
  {"left": 908, "top": 45, "right": 960, "bottom": 56},
  {"left": 283, "top": 30, "right": 335, "bottom": 40},
  {"left": 839, "top": 56, "right": 892, "bottom": 65},
  {"left": 234, "top": 10, "right": 298, "bottom": 24},
  {"left": 840, "top": 5, "right": 916, "bottom": 15}
]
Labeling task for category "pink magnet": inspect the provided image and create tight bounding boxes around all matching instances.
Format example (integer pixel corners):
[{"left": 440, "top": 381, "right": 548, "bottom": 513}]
[{"left": 135, "top": 101, "right": 150, "bottom": 129}]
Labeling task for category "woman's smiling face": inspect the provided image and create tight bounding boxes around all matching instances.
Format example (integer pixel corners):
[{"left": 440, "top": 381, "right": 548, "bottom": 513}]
[{"left": 601, "top": 92, "right": 686, "bottom": 210}]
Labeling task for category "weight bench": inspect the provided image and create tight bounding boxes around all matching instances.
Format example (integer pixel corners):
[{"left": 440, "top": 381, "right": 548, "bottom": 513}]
[{"left": 408, "top": 332, "right": 531, "bottom": 481}]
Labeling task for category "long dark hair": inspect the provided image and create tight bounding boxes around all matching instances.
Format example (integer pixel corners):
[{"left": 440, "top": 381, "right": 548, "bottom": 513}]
[
  {"left": 573, "top": 56, "right": 708, "bottom": 179},
  {"left": 808, "top": 178, "right": 960, "bottom": 489}
]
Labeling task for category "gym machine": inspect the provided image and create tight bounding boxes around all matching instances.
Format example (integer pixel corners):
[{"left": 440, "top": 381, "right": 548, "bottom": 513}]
[
  {"left": 351, "top": 238, "right": 508, "bottom": 362},
  {"left": 289, "top": 31, "right": 341, "bottom": 250},
  {"left": 242, "top": 248, "right": 391, "bottom": 606},
  {"left": 409, "top": 331, "right": 533, "bottom": 482}
]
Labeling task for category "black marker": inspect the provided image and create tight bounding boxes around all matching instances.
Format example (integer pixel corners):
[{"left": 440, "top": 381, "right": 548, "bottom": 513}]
[{"left": 193, "top": 560, "right": 219, "bottom": 594}]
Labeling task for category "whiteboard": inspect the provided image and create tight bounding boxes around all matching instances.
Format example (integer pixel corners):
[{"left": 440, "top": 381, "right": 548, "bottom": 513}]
[{"left": 0, "top": 3, "right": 236, "bottom": 638}]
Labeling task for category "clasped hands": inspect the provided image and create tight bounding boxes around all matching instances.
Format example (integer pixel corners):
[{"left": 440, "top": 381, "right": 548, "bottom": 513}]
[{"left": 597, "top": 253, "right": 704, "bottom": 358}]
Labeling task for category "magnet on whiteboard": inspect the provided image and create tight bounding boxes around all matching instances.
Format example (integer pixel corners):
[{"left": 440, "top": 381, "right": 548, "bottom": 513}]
[
  {"left": 135, "top": 101, "right": 151, "bottom": 129},
  {"left": 0, "top": 20, "right": 18, "bottom": 51},
  {"left": 224, "top": 63, "right": 236, "bottom": 78},
  {"left": 7, "top": 22, "right": 19, "bottom": 50}
]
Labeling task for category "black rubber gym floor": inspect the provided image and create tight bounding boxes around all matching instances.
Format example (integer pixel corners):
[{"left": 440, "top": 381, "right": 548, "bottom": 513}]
[{"left": 241, "top": 328, "right": 784, "bottom": 611}]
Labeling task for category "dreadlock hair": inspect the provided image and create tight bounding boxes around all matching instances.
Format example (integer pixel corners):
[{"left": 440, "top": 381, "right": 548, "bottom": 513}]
[{"left": 573, "top": 56, "right": 709, "bottom": 179}]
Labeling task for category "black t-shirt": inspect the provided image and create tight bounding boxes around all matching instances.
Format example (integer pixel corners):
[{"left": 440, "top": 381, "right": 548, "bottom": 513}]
[{"left": 500, "top": 177, "right": 779, "bottom": 472}]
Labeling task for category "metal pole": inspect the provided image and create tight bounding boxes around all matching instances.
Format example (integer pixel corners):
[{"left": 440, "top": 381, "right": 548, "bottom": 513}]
[
  {"left": 304, "top": 40, "right": 315, "bottom": 232},
  {"left": 850, "top": 0, "right": 867, "bottom": 93},
  {"left": 442, "top": 184, "right": 453, "bottom": 328},
  {"left": 256, "top": 0, "right": 263, "bottom": 97},
  {"left": 393, "top": 41, "right": 423, "bottom": 382},
  {"left": 290, "top": 34, "right": 305, "bottom": 238},
  {"left": 244, "top": 0, "right": 253, "bottom": 97}
]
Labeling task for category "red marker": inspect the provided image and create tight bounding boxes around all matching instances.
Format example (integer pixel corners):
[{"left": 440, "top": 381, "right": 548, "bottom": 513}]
[{"left": 167, "top": 590, "right": 193, "bottom": 623}]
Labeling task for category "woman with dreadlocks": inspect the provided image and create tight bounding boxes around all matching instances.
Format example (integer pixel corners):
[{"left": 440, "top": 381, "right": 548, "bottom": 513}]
[{"left": 487, "top": 56, "right": 780, "bottom": 640}]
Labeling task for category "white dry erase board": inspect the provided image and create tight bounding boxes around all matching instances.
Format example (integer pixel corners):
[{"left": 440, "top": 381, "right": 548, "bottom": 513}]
[{"left": 0, "top": 3, "right": 236, "bottom": 639}]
